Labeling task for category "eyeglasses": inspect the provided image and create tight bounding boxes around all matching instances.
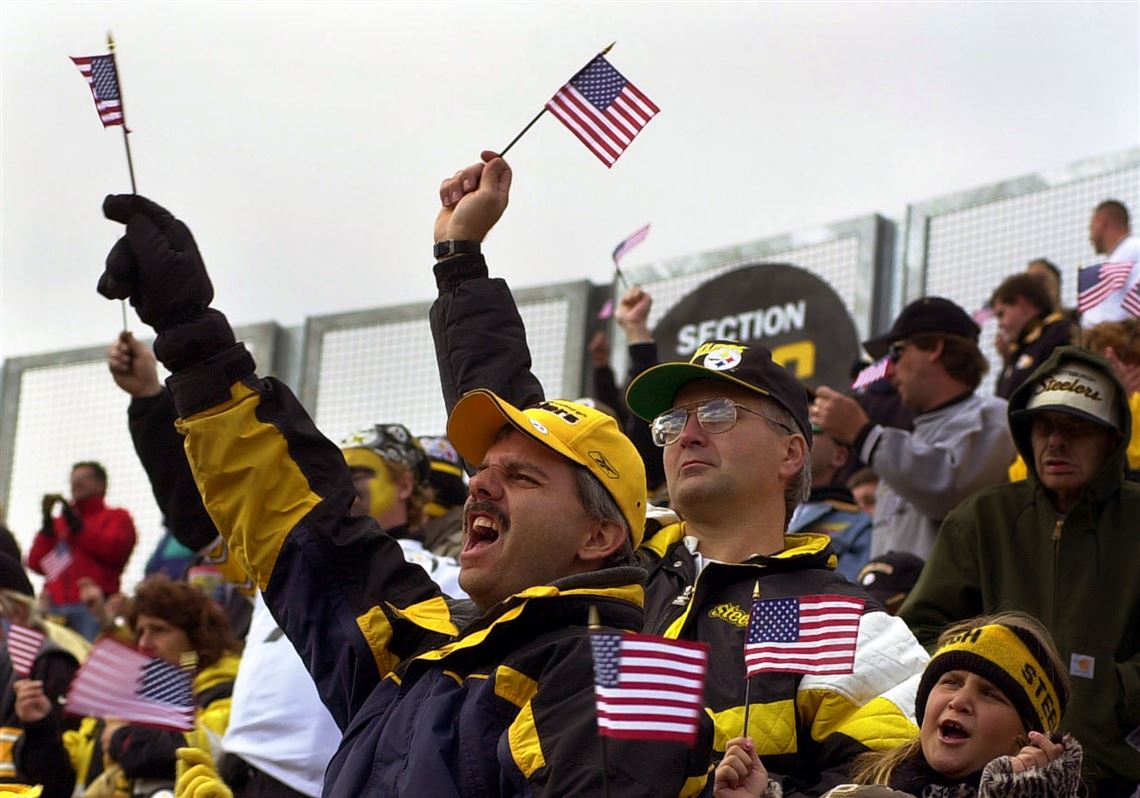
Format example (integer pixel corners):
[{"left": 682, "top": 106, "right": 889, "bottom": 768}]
[
  {"left": 650, "top": 398, "right": 794, "bottom": 447},
  {"left": 887, "top": 340, "right": 910, "bottom": 364}
]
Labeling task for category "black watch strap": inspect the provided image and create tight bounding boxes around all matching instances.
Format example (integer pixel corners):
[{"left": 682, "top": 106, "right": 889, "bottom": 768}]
[{"left": 433, "top": 240, "right": 481, "bottom": 260}]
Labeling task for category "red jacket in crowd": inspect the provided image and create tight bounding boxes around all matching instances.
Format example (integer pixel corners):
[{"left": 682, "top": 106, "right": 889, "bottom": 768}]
[{"left": 28, "top": 496, "right": 137, "bottom": 604}]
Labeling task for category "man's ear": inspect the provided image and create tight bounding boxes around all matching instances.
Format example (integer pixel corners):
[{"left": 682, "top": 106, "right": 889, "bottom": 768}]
[
  {"left": 926, "top": 338, "right": 946, "bottom": 365},
  {"left": 779, "top": 434, "right": 808, "bottom": 481},
  {"left": 833, "top": 444, "right": 850, "bottom": 472},
  {"left": 578, "top": 519, "right": 627, "bottom": 564}
]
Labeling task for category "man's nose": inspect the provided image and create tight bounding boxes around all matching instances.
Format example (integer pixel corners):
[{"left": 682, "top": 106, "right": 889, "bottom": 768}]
[
  {"left": 676, "top": 410, "right": 707, "bottom": 446},
  {"left": 469, "top": 467, "right": 504, "bottom": 499}
]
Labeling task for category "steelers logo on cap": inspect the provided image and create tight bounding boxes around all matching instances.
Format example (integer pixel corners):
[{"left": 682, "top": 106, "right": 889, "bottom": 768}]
[
  {"left": 703, "top": 347, "right": 743, "bottom": 371},
  {"left": 529, "top": 419, "right": 549, "bottom": 435}
]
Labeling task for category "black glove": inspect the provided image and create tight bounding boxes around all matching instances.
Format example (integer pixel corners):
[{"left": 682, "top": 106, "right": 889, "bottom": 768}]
[
  {"left": 60, "top": 503, "right": 82, "bottom": 535},
  {"left": 40, "top": 494, "right": 62, "bottom": 534},
  {"left": 98, "top": 195, "right": 235, "bottom": 372}
]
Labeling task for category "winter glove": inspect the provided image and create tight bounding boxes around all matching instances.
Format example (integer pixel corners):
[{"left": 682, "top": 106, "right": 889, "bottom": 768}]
[
  {"left": 40, "top": 494, "right": 63, "bottom": 532},
  {"left": 59, "top": 503, "right": 82, "bottom": 535},
  {"left": 98, "top": 195, "right": 235, "bottom": 372},
  {"left": 175, "top": 748, "right": 233, "bottom": 798}
]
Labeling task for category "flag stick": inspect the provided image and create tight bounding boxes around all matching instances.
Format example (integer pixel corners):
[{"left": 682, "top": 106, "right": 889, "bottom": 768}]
[
  {"left": 588, "top": 606, "right": 612, "bottom": 798},
  {"left": 107, "top": 31, "right": 135, "bottom": 331},
  {"left": 741, "top": 581, "right": 761, "bottom": 737},
  {"left": 613, "top": 266, "right": 630, "bottom": 290},
  {"left": 498, "top": 108, "right": 547, "bottom": 158},
  {"left": 498, "top": 42, "right": 617, "bottom": 158},
  {"left": 106, "top": 32, "right": 137, "bottom": 194}
]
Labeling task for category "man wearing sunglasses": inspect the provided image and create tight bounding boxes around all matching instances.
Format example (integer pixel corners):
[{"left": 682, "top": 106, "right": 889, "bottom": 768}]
[{"left": 811, "top": 297, "right": 1015, "bottom": 560}]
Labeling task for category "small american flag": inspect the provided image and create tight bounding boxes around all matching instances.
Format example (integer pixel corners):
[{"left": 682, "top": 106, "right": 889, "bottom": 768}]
[
  {"left": 590, "top": 631, "right": 708, "bottom": 746},
  {"left": 69, "top": 54, "right": 124, "bottom": 127},
  {"left": 40, "top": 544, "right": 74, "bottom": 582},
  {"left": 972, "top": 301, "right": 996, "bottom": 326},
  {"left": 6, "top": 623, "right": 46, "bottom": 678},
  {"left": 546, "top": 55, "right": 659, "bottom": 168},
  {"left": 66, "top": 639, "right": 195, "bottom": 730},
  {"left": 851, "top": 357, "right": 889, "bottom": 390},
  {"left": 1077, "top": 261, "right": 1135, "bottom": 313},
  {"left": 612, "top": 223, "right": 651, "bottom": 265},
  {"left": 744, "top": 594, "right": 864, "bottom": 676},
  {"left": 1120, "top": 267, "right": 1140, "bottom": 317}
]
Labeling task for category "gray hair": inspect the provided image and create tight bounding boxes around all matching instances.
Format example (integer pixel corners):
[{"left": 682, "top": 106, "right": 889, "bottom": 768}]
[
  {"left": 760, "top": 400, "right": 813, "bottom": 530},
  {"left": 573, "top": 465, "right": 635, "bottom": 567}
]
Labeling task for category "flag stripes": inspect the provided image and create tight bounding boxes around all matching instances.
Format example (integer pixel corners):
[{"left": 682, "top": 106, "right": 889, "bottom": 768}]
[
  {"left": 591, "top": 632, "right": 707, "bottom": 745},
  {"left": 6, "top": 624, "right": 45, "bottom": 678},
  {"left": 612, "top": 223, "right": 651, "bottom": 265},
  {"left": 66, "top": 638, "right": 194, "bottom": 730},
  {"left": 1077, "top": 261, "right": 1134, "bottom": 313},
  {"left": 744, "top": 594, "right": 864, "bottom": 676},
  {"left": 546, "top": 55, "right": 659, "bottom": 168},
  {"left": 70, "top": 54, "right": 124, "bottom": 127},
  {"left": 40, "top": 545, "right": 74, "bottom": 582}
]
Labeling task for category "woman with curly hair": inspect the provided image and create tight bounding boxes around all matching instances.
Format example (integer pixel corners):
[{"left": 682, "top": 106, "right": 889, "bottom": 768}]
[{"left": 13, "top": 574, "right": 241, "bottom": 798}]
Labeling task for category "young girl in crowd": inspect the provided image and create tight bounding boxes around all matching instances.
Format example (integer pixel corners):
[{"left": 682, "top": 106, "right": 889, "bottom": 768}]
[{"left": 715, "top": 612, "right": 1082, "bottom": 798}]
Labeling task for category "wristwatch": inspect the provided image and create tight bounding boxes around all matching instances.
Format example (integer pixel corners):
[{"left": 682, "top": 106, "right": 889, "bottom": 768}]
[{"left": 433, "top": 240, "right": 481, "bottom": 260}]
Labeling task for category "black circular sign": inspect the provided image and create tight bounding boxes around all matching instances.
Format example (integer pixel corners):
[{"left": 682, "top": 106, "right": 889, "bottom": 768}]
[{"left": 652, "top": 263, "right": 860, "bottom": 390}]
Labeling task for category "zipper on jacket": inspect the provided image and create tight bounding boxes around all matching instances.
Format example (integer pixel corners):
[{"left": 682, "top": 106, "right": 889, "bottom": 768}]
[
  {"left": 658, "top": 560, "right": 768, "bottom": 638},
  {"left": 1052, "top": 516, "right": 1063, "bottom": 560}
]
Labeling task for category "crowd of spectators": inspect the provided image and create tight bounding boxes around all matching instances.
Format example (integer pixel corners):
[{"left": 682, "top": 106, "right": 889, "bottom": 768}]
[{"left": 0, "top": 159, "right": 1136, "bottom": 798}]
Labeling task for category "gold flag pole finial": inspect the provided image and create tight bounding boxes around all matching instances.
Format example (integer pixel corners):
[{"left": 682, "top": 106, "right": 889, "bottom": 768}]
[
  {"left": 588, "top": 605, "right": 601, "bottom": 630},
  {"left": 107, "top": 31, "right": 115, "bottom": 51},
  {"left": 600, "top": 41, "right": 615, "bottom": 56}
]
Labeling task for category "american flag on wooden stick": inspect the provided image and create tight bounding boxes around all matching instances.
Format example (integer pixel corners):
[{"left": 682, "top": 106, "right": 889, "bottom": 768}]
[
  {"left": 6, "top": 623, "right": 46, "bottom": 678},
  {"left": 745, "top": 594, "right": 864, "bottom": 676},
  {"left": 1077, "top": 261, "right": 1134, "bottom": 313},
  {"left": 546, "top": 55, "right": 659, "bottom": 168},
  {"left": 590, "top": 631, "right": 707, "bottom": 746},
  {"left": 66, "top": 639, "right": 195, "bottom": 730},
  {"left": 70, "top": 54, "right": 125, "bottom": 127},
  {"left": 40, "top": 544, "right": 74, "bottom": 582},
  {"left": 851, "top": 357, "right": 889, "bottom": 390},
  {"left": 1119, "top": 267, "right": 1140, "bottom": 317}
]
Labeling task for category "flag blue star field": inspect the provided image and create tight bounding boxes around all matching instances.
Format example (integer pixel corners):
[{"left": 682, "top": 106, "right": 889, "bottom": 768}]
[
  {"left": 545, "top": 55, "right": 659, "bottom": 168},
  {"left": 590, "top": 631, "right": 707, "bottom": 745},
  {"left": 744, "top": 594, "right": 864, "bottom": 676},
  {"left": 66, "top": 639, "right": 195, "bottom": 730},
  {"left": 1077, "top": 261, "right": 1134, "bottom": 313},
  {"left": 70, "top": 54, "right": 125, "bottom": 127}
]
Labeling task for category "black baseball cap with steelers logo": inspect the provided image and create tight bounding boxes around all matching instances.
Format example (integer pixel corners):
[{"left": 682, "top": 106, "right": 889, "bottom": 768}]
[{"left": 626, "top": 339, "right": 811, "bottom": 445}]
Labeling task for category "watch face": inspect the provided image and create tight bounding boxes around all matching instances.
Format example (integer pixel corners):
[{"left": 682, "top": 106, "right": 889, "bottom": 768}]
[{"left": 435, "top": 241, "right": 478, "bottom": 258}]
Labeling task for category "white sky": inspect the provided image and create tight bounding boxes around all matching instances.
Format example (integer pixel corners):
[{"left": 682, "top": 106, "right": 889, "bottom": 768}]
[{"left": 2, "top": 1, "right": 1138, "bottom": 361}]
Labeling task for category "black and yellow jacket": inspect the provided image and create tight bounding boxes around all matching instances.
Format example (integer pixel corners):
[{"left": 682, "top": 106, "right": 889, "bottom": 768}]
[
  {"left": 429, "top": 260, "right": 931, "bottom": 797},
  {"left": 995, "top": 311, "right": 1076, "bottom": 400},
  {"left": 902, "top": 346, "right": 1140, "bottom": 787},
  {"left": 166, "top": 349, "right": 708, "bottom": 797},
  {"left": 638, "top": 520, "right": 926, "bottom": 797}
]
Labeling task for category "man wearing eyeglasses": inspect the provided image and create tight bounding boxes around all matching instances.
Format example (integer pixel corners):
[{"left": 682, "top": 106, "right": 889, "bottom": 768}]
[
  {"left": 811, "top": 297, "right": 1015, "bottom": 560},
  {"left": 430, "top": 153, "right": 930, "bottom": 796}
]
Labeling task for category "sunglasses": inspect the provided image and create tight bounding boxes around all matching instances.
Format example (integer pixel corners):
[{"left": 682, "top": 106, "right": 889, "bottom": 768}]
[
  {"left": 650, "top": 397, "right": 794, "bottom": 447},
  {"left": 887, "top": 340, "right": 910, "bottom": 364}
]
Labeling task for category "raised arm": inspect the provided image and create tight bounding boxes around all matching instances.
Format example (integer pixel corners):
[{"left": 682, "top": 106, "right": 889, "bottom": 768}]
[
  {"left": 96, "top": 195, "right": 468, "bottom": 728},
  {"left": 430, "top": 152, "right": 544, "bottom": 414}
]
